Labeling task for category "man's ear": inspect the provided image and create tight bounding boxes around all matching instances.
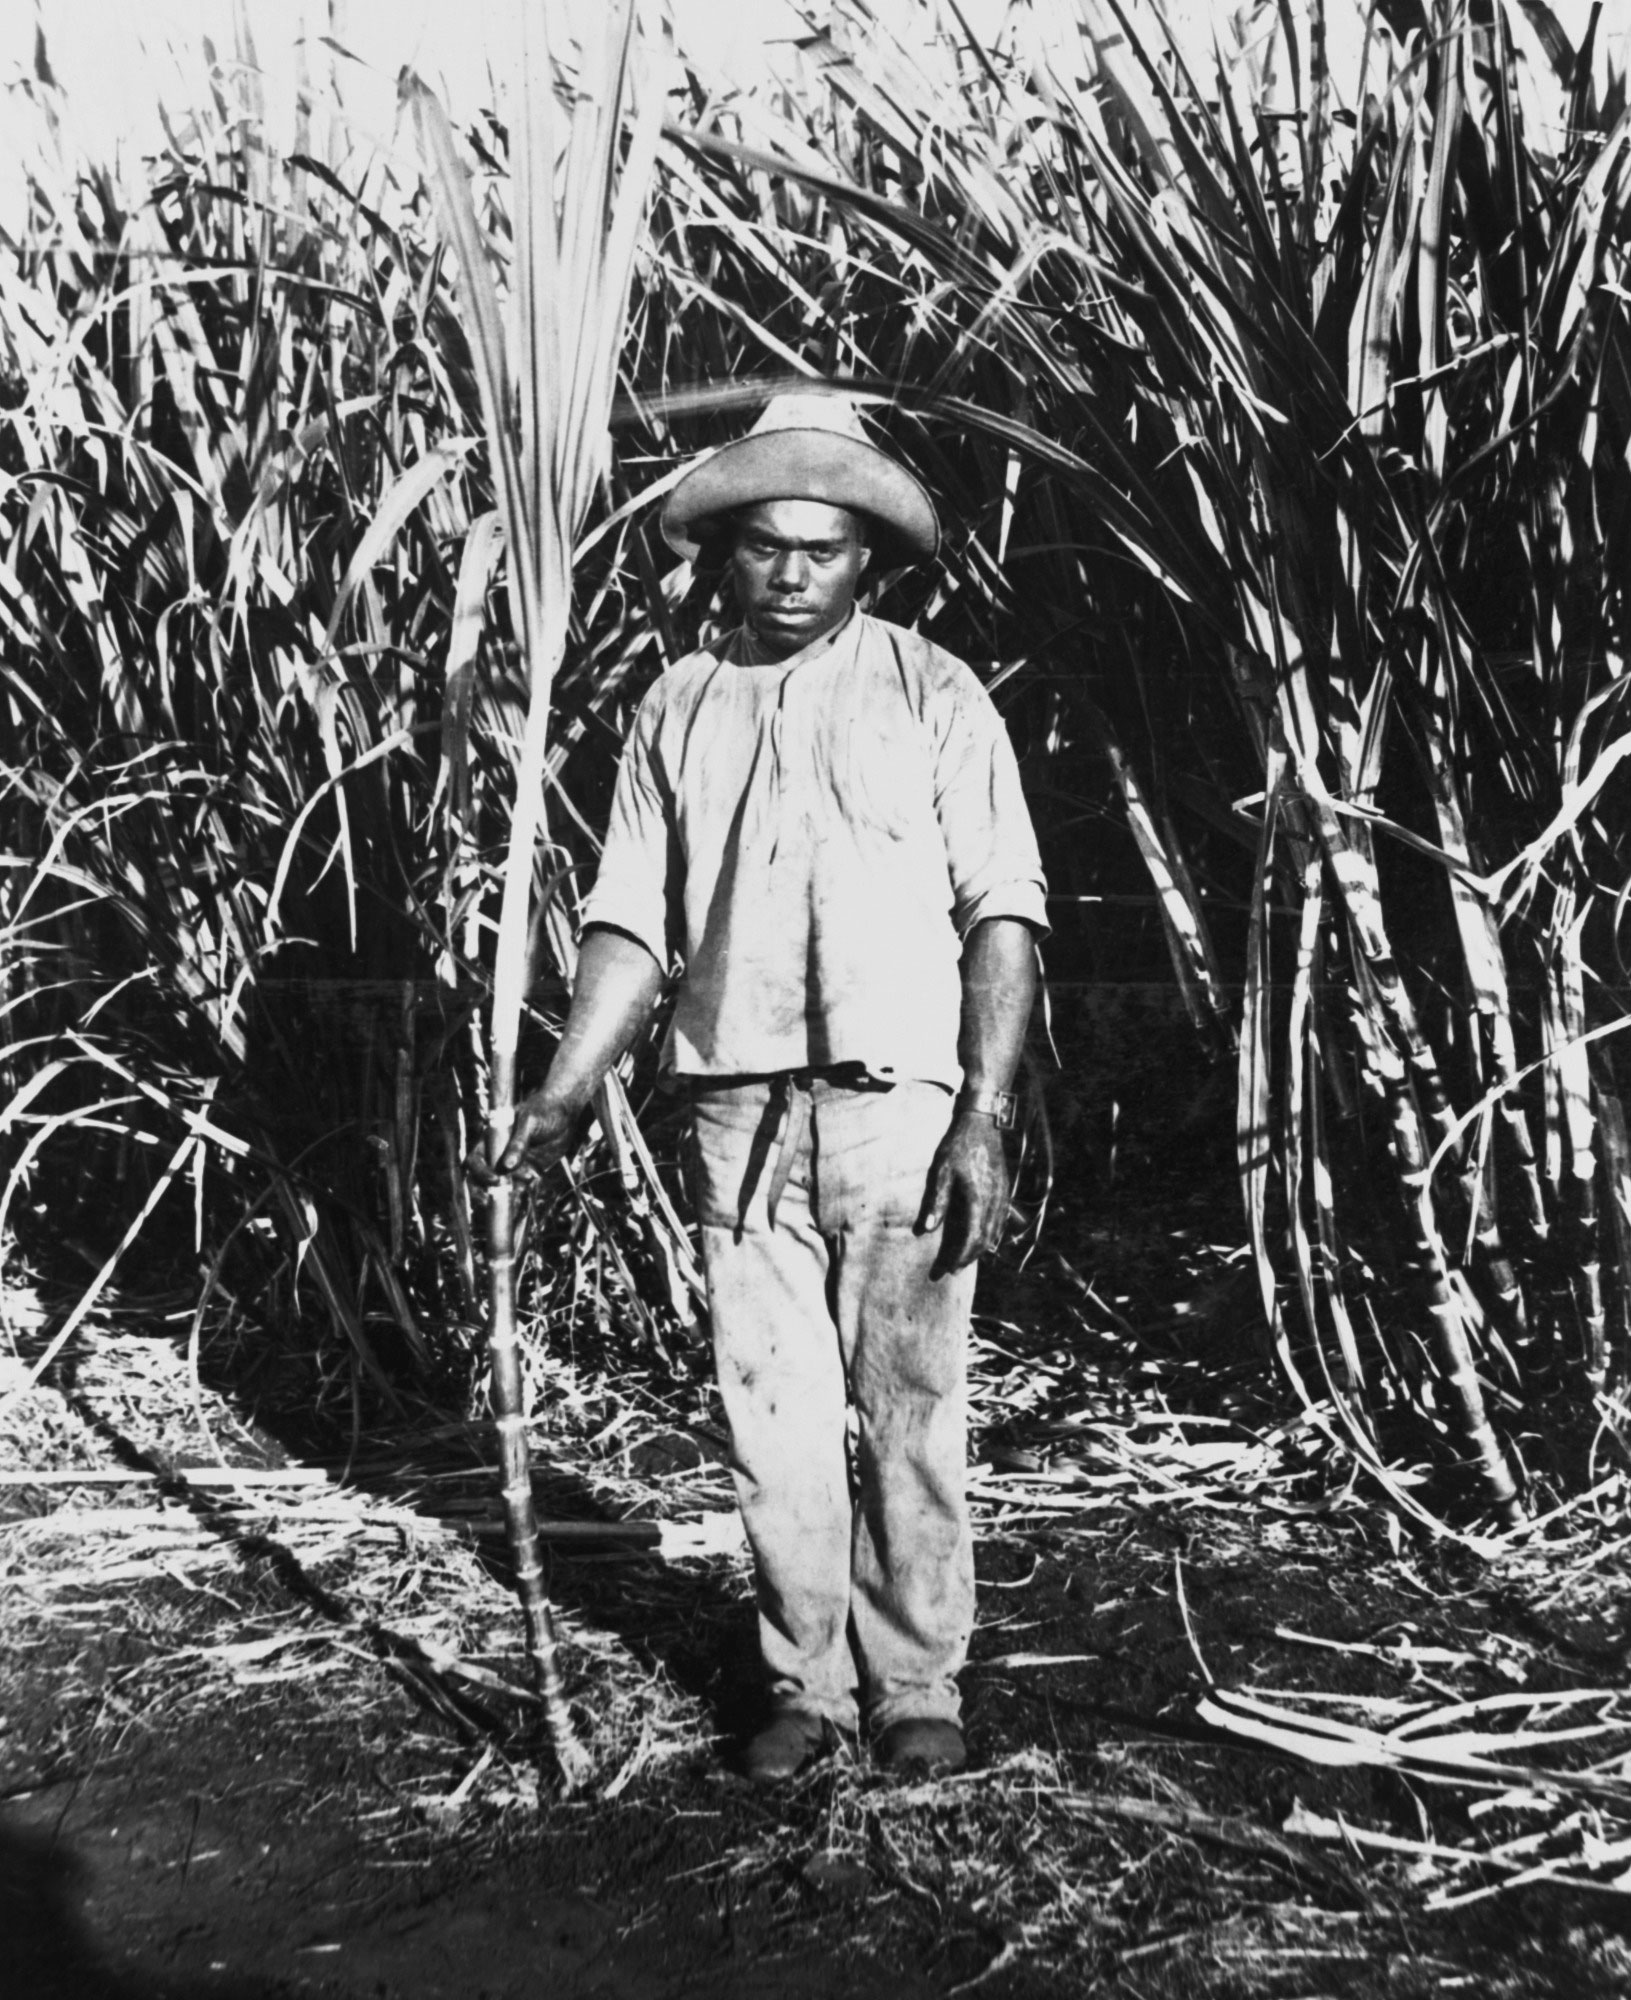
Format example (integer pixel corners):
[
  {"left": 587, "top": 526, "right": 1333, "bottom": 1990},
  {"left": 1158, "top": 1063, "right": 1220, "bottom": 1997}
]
[{"left": 856, "top": 538, "right": 873, "bottom": 578}]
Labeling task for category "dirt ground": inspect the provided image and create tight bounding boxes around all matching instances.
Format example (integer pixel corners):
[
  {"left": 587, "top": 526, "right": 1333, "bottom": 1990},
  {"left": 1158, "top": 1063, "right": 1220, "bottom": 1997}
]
[
  {"left": 7, "top": 1486, "right": 1631, "bottom": 2000},
  {"left": 7, "top": 992, "right": 1631, "bottom": 1997}
]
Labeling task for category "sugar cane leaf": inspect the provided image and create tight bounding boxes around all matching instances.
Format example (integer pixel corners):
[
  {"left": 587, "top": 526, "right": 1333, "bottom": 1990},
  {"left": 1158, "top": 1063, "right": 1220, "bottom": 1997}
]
[{"left": 322, "top": 440, "right": 476, "bottom": 656}]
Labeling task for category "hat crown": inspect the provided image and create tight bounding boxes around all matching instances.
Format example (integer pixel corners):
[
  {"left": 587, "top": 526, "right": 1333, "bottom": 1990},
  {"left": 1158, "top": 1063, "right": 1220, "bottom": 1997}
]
[
  {"left": 747, "top": 392, "right": 871, "bottom": 447},
  {"left": 658, "top": 387, "right": 939, "bottom": 563}
]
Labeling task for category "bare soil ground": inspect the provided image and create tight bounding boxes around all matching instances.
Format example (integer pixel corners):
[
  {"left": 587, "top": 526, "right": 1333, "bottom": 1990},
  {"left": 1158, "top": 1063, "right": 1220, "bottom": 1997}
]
[
  {"left": 7, "top": 993, "right": 1631, "bottom": 1997},
  {"left": 8, "top": 1443, "right": 1631, "bottom": 2000}
]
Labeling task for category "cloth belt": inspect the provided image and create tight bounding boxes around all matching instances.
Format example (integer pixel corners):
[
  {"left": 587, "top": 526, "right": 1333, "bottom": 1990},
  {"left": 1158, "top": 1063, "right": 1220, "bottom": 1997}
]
[
  {"left": 765, "top": 1070, "right": 814, "bottom": 1227},
  {"left": 691, "top": 1066, "right": 889, "bottom": 1234}
]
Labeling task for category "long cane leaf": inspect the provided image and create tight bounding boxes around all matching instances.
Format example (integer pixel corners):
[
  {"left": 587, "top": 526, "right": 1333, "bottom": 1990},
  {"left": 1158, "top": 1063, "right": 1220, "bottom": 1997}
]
[{"left": 409, "top": 2, "right": 659, "bottom": 1791}]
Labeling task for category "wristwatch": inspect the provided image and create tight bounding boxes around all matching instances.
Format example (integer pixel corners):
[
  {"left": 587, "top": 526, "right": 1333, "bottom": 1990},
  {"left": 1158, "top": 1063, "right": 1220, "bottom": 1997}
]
[{"left": 957, "top": 1086, "right": 1018, "bottom": 1131}]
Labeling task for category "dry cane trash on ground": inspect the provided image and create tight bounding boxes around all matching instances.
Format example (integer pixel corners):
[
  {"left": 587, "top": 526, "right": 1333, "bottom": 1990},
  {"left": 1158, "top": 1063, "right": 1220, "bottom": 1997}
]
[{"left": 8, "top": 1286, "right": 1631, "bottom": 1997}]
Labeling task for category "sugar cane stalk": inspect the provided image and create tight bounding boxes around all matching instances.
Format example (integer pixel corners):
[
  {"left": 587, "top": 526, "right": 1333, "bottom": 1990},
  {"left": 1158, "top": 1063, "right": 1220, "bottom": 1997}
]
[
  {"left": 407, "top": 0, "right": 662, "bottom": 1791},
  {"left": 485, "top": 1097, "right": 585, "bottom": 1782}
]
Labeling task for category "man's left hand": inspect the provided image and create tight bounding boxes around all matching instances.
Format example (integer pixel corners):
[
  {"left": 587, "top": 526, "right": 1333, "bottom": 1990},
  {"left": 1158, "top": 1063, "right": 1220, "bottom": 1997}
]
[{"left": 919, "top": 1111, "right": 1010, "bottom": 1270}]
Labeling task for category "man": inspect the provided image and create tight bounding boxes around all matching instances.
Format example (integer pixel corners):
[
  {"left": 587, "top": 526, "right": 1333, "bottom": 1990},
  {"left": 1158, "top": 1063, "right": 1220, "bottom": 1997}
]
[{"left": 493, "top": 393, "right": 1047, "bottom": 1782}]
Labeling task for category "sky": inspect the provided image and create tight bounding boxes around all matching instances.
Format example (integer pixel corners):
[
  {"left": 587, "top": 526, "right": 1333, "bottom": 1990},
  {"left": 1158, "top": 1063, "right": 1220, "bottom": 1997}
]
[
  {"left": 0, "top": 0, "right": 802, "bottom": 228},
  {"left": 0, "top": 0, "right": 1619, "bottom": 232}
]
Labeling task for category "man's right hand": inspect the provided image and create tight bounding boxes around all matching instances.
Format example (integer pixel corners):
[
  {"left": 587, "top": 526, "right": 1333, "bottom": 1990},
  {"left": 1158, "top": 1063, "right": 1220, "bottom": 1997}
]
[
  {"left": 463, "top": 925, "right": 666, "bottom": 1188},
  {"left": 467, "top": 1089, "right": 582, "bottom": 1185}
]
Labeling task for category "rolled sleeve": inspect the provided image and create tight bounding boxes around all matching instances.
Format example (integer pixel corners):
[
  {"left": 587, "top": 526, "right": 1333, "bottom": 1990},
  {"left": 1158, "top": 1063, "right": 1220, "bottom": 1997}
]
[
  {"left": 934, "top": 672, "right": 1049, "bottom": 940},
  {"left": 579, "top": 690, "right": 682, "bottom": 971}
]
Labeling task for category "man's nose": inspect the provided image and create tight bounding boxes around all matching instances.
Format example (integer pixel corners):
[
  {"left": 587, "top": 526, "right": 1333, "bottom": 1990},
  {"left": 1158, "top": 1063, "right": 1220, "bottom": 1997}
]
[{"left": 770, "top": 549, "right": 809, "bottom": 591}]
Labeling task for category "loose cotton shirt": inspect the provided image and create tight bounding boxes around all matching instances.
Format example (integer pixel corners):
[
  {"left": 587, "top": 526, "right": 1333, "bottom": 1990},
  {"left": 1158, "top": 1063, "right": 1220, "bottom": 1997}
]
[{"left": 580, "top": 610, "right": 1048, "bottom": 1090}]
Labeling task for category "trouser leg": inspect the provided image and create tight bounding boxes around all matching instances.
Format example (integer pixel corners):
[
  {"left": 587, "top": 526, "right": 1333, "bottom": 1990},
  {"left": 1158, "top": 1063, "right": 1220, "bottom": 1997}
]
[
  {"left": 817, "top": 1082, "right": 977, "bottom": 1732},
  {"left": 838, "top": 1221, "right": 976, "bottom": 1730},
  {"left": 693, "top": 1083, "right": 858, "bottom": 1731}
]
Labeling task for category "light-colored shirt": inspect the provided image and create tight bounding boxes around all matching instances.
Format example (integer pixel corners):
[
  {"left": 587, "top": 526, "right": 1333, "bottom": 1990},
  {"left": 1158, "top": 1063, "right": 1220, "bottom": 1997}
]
[{"left": 580, "top": 610, "right": 1048, "bottom": 1089}]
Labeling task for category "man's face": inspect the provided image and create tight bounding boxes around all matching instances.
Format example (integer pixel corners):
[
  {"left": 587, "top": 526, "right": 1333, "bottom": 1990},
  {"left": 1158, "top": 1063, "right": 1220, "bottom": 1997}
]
[{"left": 730, "top": 499, "right": 871, "bottom": 659}]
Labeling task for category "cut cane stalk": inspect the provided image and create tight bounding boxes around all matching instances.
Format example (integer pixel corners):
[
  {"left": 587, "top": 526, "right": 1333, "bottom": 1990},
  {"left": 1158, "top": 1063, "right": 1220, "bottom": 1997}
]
[{"left": 409, "top": 0, "right": 662, "bottom": 1790}]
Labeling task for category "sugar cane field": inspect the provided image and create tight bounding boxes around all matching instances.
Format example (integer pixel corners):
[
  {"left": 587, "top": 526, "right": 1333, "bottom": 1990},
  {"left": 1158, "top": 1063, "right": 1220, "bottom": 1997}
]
[{"left": 6, "top": 2, "right": 1631, "bottom": 1993}]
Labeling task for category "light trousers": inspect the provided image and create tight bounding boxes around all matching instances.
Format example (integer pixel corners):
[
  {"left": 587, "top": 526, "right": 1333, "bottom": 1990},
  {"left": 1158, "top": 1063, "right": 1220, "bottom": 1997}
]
[{"left": 688, "top": 1073, "right": 977, "bottom": 1734}]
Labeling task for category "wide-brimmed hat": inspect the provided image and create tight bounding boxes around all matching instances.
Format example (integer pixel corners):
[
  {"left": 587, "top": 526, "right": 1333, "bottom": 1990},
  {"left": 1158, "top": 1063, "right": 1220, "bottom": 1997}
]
[{"left": 659, "top": 392, "right": 940, "bottom": 564}]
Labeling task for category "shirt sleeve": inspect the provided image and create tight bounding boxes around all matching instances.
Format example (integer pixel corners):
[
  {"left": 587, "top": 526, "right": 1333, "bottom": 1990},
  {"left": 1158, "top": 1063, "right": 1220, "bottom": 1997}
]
[
  {"left": 578, "top": 686, "right": 683, "bottom": 971},
  {"left": 933, "top": 666, "right": 1050, "bottom": 939}
]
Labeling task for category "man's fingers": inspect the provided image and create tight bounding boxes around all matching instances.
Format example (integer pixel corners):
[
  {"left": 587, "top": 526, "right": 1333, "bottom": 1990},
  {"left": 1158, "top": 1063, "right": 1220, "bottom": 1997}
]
[
  {"left": 974, "top": 1176, "right": 1012, "bottom": 1261},
  {"left": 921, "top": 1154, "right": 954, "bottom": 1231},
  {"left": 943, "top": 1198, "right": 983, "bottom": 1269},
  {"left": 485, "top": 1110, "right": 526, "bottom": 1176},
  {"left": 463, "top": 1108, "right": 542, "bottom": 1183},
  {"left": 939, "top": 1173, "right": 977, "bottom": 1266},
  {"left": 941, "top": 1159, "right": 1009, "bottom": 1269},
  {"left": 971, "top": 1179, "right": 1005, "bottom": 1256}
]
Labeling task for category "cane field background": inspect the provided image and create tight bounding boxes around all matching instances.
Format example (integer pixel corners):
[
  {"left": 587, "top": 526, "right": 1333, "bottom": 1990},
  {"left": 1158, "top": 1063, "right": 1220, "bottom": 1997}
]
[{"left": 5, "top": 0, "right": 1631, "bottom": 1993}]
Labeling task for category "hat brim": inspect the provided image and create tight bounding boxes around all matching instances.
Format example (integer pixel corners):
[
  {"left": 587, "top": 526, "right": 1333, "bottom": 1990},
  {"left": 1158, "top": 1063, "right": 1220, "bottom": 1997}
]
[{"left": 659, "top": 428, "right": 940, "bottom": 565}]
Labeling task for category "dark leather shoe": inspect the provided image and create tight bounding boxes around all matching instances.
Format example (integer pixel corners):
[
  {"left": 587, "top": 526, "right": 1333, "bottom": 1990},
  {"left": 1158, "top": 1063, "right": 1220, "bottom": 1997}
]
[
  {"left": 743, "top": 1710, "right": 830, "bottom": 1785},
  {"left": 875, "top": 1718, "right": 967, "bottom": 1777}
]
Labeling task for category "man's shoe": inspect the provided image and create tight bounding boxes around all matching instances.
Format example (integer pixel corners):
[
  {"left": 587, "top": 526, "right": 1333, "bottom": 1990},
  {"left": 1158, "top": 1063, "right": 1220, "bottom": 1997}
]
[
  {"left": 743, "top": 1710, "right": 830, "bottom": 1785},
  {"left": 874, "top": 1718, "right": 967, "bottom": 1778}
]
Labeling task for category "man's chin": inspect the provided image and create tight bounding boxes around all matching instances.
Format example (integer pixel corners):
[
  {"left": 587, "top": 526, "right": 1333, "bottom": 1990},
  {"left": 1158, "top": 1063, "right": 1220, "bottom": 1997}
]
[{"left": 753, "top": 610, "right": 829, "bottom": 650}]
